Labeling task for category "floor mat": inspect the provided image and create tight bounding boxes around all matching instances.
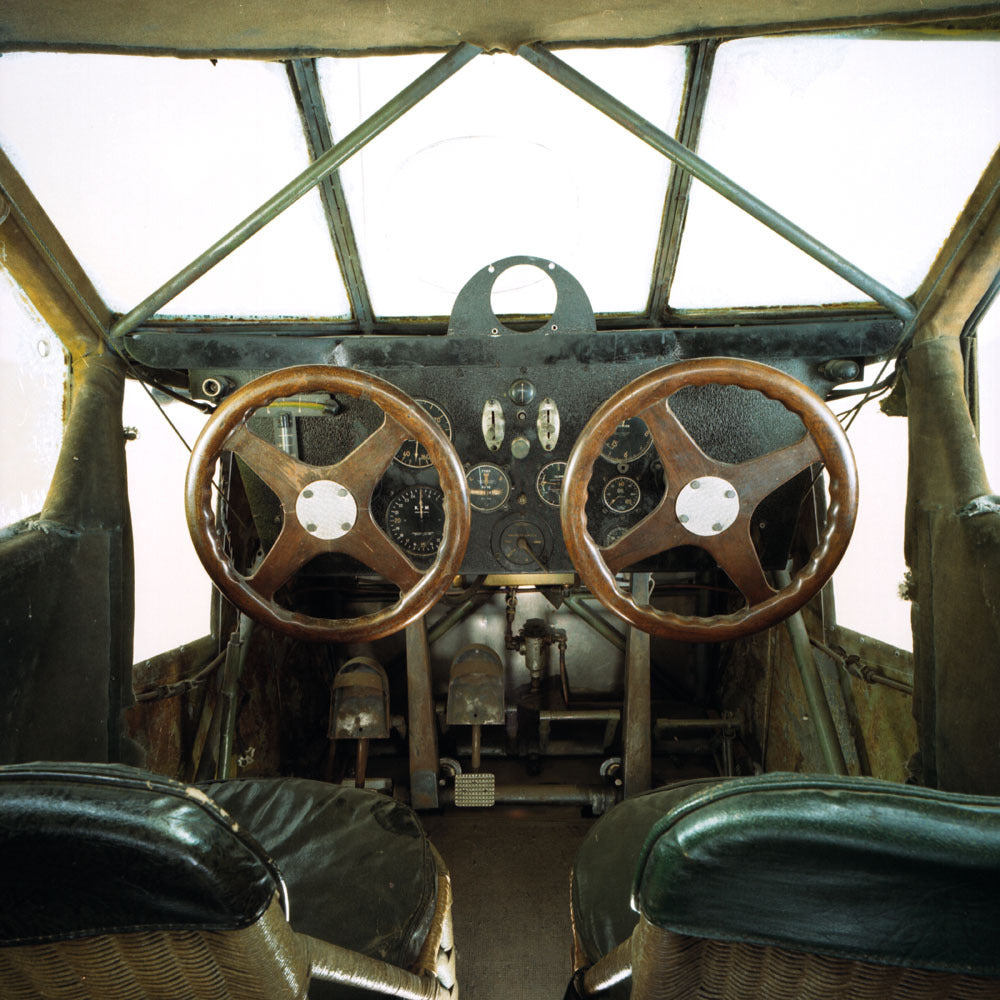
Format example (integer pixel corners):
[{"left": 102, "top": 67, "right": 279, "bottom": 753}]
[{"left": 423, "top": 805, "right": 595, "bottom": 1000}]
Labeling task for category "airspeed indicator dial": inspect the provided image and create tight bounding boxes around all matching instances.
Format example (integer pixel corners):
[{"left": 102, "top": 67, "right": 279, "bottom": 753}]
[
  {"left": 386, "top": 485, "right": 445, "bottom": 556},
  {"left": 394, "top": 400, "right": 452, "bottom": 468}
]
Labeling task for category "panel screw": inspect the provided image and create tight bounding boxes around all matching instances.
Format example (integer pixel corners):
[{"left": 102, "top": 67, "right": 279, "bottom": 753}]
[
  {"left": 306, "top": 523, "right": 318, "bottom": 532},
  {"left": 691, "top": 480, "right": 700, "bottom": 489},
  {"left": 338, "top": 488, "right": 348, "bottom": 497},
  {"left": 712, "top": 522, "right": 723, "bottom": 532},
  {"left": 303, "top": 489, "right": 314, "bottom": 498},
  {"left": 725, "top": 489, "right": 736, "bottom": 499},
  {"left": 679, "top": 514, "right": 689, "bottom": 523},
  {"left": 341, "top": 522, "right": 352, "bottom": 531}
]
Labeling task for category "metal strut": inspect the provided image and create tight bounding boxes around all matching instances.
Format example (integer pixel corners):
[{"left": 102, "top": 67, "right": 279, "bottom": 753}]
[
  {"left": 111, "top": 42, "right": 481, "bottom": 339},
  {"left": 518, "top": 43, "right": 916, "bottom": 323}
]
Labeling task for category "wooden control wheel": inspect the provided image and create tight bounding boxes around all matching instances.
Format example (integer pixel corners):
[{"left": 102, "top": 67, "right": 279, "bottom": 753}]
[
  {"left": 185, "top": 365, "right": 470, "bottom": 643},
  {"left": 561, "top": 358, "right": 857, "bottom": 642}
]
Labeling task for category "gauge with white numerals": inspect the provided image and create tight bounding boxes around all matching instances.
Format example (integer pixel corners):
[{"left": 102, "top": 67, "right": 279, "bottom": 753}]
[
  {"left": 603, "top": 476, "right": 641, "bottom": 514},
  {"left": 536, "top": 461, "right": 566, "bottom": 508},
  {"left": 394, "top": 399, "right": 452, "bottom": 468},
  {"left": 386, "top": 485, "right": 445, "bottom": 556},
  {"left": 466, "top": 463, "right": 511, "bottom": 513}
]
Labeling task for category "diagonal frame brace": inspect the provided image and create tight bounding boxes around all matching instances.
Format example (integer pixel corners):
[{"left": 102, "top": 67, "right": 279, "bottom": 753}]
[
  {"left": 111, "top": 42, "right": 481, "bottom": 341},
  {"left": 519, "top": 43, "right": 916, "bottom": 323}
]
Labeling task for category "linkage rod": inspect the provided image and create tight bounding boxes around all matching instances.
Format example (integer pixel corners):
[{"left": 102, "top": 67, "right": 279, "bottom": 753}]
[
  {"left": 518, "top": 44, "right": 916, "bottom": 323},
  {"left": 112, "top": 42, "right": 481, "bottom": 339}
]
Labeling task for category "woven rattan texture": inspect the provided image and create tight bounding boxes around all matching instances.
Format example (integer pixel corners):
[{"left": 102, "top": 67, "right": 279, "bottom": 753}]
[
  {"left": 0, "top": 897, "right": 308, "bottom": 1000},
  {"left": 630, "top": 919, "right": 1000, "bottom": 1000}
]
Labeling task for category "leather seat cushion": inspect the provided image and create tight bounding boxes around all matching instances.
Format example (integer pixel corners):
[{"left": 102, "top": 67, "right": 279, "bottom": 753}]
[
  {"left": 574, "top": 774, "right": 1000, "bottom": 976},
  {"left": 203, "top": 778, "right": 438, "bottom": 973},
  {"left": 572, "top": 777, "right": 723, "bottom": 963},
  {"left": 0, "top": 762, "right": 281, "bottom": 946}
]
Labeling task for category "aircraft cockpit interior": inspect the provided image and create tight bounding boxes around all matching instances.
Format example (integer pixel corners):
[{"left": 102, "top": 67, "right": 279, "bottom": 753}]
[{"left": 1, "top": 6, "right": 1000, "bottom": 998}]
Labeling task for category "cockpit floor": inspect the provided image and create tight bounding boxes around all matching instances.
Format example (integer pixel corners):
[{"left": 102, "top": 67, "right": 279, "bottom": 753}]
[{"left": 422, "top": 805, "right": 594, "bottom": 999}]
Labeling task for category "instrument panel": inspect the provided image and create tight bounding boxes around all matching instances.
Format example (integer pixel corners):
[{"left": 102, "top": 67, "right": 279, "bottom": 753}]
[{"left": 153, "top": 257, "right": 900, "bottom": 579}]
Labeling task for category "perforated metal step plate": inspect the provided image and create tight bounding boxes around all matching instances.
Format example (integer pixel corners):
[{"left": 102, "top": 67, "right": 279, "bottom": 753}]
[{"left": 454, "top": 772, "right": 496, "bottom": 808}]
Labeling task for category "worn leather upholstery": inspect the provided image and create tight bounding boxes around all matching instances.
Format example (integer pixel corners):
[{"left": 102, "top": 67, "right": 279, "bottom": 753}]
[
  {"left": 573, "top": 774, "right": 1000, "bottom": 976},
  {"left": 0, "top": 763, "right": 440, "bottom": 999},
  {"left": 0, "top": 762, "right": 281, "bottom": 946},
  {"left": 202, "top": 777, "right": 438, "bottom": 970}
]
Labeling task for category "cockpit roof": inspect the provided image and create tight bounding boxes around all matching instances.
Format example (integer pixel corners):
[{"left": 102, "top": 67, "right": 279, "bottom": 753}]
[{"left": 1, "top": 0, "right": 998, "bottom": 56}]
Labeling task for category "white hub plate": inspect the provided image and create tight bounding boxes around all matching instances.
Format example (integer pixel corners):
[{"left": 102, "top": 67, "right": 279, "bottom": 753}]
[
  {"left": 295, "top": 480, "right": 357, "bottom": 541},
  {"left": 675, "top": 476, "right": 740, "bottom": 537}
]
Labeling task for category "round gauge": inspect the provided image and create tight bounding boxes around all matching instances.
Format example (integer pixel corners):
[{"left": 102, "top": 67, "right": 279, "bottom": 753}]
[
  {"left": 603, "top": 476, "right": 641, "bottom": 514},
  {"left": 466, "top": 463, "right": 511, "bottom": 513},
  {"left": 600, "top": 417, "right": 652, "bottom": 464},
  {"left": 536, "top": 461, "right": 567, "bottom": 508},
  {"left": 394, "top": 399, "right": 452, "bottom": 468},
  {"left": 603, "top": 525, "right": 632, "bottom": 548},
  {"left": 509, "top": 378, "right": 536, "bottom": 406},
  {"left": 495, "top": 519, "right": 550, "bottom": 570},
  {"left": 385, "top": 485, "right": 445, "bottom": 557}
]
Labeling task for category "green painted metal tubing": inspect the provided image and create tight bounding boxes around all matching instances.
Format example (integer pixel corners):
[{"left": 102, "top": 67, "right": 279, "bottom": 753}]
[
  {"left": 518, "top": 43, "right": 916, "bottom": 324},
  {"left": 775, "top": 570, "right": 849, "bottom": 776},
  {"left": 111, "top": 42, "right": 481, "bottom": 339}
]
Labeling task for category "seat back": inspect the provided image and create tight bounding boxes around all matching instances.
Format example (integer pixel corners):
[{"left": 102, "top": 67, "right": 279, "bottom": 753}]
[
  {"left": 628, "top": 774, "right": 1000, "bottom": 999},
  {"left": 0, "top": 762, "right": 306, "bottom": 1000}
]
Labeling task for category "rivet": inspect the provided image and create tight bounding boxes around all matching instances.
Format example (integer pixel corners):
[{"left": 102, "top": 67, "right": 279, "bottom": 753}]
[
  {"left": 679, "top": 514, "right": 689, "bottom": 523},
  {"left": 341, "top": 522, "right": 352, "bottom": 531},
  {"left": 725, "top": 489, "right": 736, "bottom": 499},
  {"left": 712, "top": 522, "right": 723, "bottom": 532},
  {"left": 338, "top": 488, "right": 348, "bottom": 497},
  {"left": 303, "top": 489, "right": 313, "bottom": 498},
  {"left": 306, "top": 523, "right": 318, "bottom": 532},
  {"left": 691, "top": 480, "right": 700, "bottom": 489}
]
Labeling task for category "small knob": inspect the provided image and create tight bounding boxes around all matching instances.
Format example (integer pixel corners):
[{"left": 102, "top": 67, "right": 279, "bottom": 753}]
[{"left": 510, "top": 436, "right": 531, "bottom": 460}]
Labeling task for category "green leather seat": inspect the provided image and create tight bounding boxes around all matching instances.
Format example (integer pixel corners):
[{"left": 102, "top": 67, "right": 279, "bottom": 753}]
[{"left": 570, "top": 774, "right": 1000, "bottom": 999}]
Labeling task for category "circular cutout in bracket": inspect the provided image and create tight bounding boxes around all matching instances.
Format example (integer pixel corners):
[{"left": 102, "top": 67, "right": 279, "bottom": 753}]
[{"left": 447, "top": 255, "right": 596, "bottom": 338}]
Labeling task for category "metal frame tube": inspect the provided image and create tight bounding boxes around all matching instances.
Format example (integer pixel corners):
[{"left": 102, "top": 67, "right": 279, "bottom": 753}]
[
  {"left": 563, "top": 595, "right": 627, "bottom": 651},
  {"left": 518, "top": 44, "right": 916, "bottom": 323},
  {"left": 776, "top": 570, "right": 848, "bottom": 775},
  {"left": 111, "top": 42, "right": 480, "bottom": 339}
]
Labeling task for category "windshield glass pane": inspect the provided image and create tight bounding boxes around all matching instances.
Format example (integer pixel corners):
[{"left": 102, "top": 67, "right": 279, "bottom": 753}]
[
  {"left": 0, "top": 53, "right": 351, "bottom": 319},
  {"left": 670, "top": 37, "right": 1000, "bottom": 310},
  {"left": 320, "top": 47, "right": 687, "bottom": 318}
]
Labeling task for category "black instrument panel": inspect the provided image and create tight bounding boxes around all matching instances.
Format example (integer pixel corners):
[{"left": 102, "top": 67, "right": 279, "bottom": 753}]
[{"left": 127, "top": 315, "right": 899, "bottom": 577}]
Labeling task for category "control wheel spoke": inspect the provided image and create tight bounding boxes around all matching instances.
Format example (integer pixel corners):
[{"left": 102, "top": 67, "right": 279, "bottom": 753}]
[
  {"left": 226, "top": 423, "right": 313, "bottom": 505},
  {"left": 733, "top": 433, "right": 823, "bottom": 509},
  {"left": 703, "top": 528, "right": 775, "bottom": 607},
  {"left": 603, "top": 501, "right": 688, "bottom": 574},
  {"left": 332, "top": 416, "right": 410, "bottom": 500},
  {"left": 336, "top": 512, "right": 423, "bottom": 592},
  {"left": 248, "top": 522, "right": 321, "bottom": 599},
  {"left": 639, "top": 399, "right": 718, "bottom": 486}
]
